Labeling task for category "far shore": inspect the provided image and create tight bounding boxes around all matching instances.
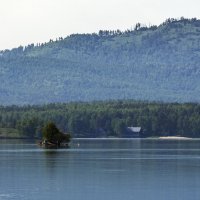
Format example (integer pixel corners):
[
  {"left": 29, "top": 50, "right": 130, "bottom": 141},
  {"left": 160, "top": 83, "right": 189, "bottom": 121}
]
[
  {"left": 157, "top": 136, "right": 192, "bottom": 140},
  {"left": 0, "top": 136, "right": 197, "bottom": 140},
  {"left": 0, "top": 136, "right": 33, "bottom": 140},
  {"left": 70, "top": 137, "right": 196, "bottom": 140}
]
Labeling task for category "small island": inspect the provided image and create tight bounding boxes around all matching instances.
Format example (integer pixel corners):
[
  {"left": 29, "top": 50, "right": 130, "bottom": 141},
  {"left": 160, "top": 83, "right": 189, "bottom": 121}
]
[{"left": 39, "top": 122, "right": 71, "bottom": 148}]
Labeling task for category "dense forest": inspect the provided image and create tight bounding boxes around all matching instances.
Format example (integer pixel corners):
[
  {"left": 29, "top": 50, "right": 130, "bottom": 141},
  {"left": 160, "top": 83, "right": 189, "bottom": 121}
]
[
  {"left": 0, "top": 101, "right": 200, "bottom": 138},
  {"left": 1, "top": 18, "right": 200, "bottom": 104}
]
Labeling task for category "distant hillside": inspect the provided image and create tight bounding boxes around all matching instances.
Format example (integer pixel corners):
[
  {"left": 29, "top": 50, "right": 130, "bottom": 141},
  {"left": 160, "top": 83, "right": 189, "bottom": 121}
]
[{"left": 1, "top": 17, "right": 200, "bottom": 105}]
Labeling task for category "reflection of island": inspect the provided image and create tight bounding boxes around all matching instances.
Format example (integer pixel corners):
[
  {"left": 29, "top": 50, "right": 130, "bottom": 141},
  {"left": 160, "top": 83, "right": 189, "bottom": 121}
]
[
  {"left": 43, "top": 148, "right": 72, "bottom": 177},
  {"left": 43, "top": 150, "right": 59, "bottom": 176},
  {"left": 44, "top": 150, "right": 58, "bottom": 158},
  {"left": 39, "top": 122, "right": 71, "bottom": 148}
]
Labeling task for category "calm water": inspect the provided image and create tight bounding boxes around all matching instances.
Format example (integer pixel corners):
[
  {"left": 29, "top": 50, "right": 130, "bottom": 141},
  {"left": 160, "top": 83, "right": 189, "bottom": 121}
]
[{"left": 1, "top": 139, "right": 200, "bottom": 200}]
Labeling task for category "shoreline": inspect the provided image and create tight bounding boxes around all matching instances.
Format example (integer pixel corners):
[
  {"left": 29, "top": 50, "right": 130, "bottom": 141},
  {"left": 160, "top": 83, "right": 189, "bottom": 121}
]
[
  {"left": 157, "top": 136, "right": 192, "bottom": 140},
  {"left": 72, "top": 137, "right": 196, "bottom": 140},
  {"left": 0, "top": 136, "right": 196, "bottom": 140},
  {"left": 0, "top": 136, "right": 34, "bottom": 140}
]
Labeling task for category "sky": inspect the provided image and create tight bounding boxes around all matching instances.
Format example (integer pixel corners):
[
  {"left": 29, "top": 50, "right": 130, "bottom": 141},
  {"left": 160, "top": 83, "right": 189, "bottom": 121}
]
[{"left": 0, "top": 0, "right": 200, "bottom": 49}]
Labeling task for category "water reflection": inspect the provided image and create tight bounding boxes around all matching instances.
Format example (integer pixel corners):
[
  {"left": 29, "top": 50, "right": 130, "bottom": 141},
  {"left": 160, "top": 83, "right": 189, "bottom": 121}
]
[
  {"left": 43, "top": 150, "right": 59, "bottom": 169},
  {"left": 1, "top": 139, "right": 200, "bottom": 200}
]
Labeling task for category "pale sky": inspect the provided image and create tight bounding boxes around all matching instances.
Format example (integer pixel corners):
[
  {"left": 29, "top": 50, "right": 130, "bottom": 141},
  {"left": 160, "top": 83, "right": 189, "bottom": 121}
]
[{"left": 0, "top": 0, "right": 199, "bottom": 49}]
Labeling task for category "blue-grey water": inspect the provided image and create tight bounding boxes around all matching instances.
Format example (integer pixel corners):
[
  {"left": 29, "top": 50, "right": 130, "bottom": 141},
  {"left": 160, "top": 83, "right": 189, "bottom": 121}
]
[{"left": 1, "top": 138, "right": 200, "bottom": 200}]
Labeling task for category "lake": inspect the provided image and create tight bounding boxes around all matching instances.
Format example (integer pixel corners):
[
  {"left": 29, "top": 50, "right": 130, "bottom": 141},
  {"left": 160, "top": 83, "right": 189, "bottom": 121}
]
[{"left": 1, "top": 138, "right": 200, "bottom": 200}]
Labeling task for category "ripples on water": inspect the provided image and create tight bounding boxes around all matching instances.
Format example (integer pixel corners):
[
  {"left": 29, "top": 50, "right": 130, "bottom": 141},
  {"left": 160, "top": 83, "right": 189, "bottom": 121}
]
[{"left": 1, "top": 139, "right": 200, "bottom": 200}]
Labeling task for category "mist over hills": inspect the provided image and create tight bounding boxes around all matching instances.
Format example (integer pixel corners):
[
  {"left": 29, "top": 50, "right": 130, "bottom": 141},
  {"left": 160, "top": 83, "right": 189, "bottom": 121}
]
[{"left": 1, "top": 18, "right": 200, "bottom": 105}]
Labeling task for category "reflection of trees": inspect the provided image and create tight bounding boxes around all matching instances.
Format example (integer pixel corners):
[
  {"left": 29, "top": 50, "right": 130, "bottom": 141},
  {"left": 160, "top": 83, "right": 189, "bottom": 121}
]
[
  {"left": 42, "top": 149, "right": 73, "bottom": 190},
  {"left": 43, "top": 150, "right": 59, "bottom": 171},
  {"left": 44, "top": 150, "right": 58, "bottom": 157},
  {"left": 43, "top": 150, "right": 71, "bottom": 171}
]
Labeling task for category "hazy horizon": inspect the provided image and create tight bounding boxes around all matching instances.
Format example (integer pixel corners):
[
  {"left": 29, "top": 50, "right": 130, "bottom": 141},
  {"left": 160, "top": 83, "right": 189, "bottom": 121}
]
[{"left": 0, "top": 0, "right": 200, "bottom": 50}]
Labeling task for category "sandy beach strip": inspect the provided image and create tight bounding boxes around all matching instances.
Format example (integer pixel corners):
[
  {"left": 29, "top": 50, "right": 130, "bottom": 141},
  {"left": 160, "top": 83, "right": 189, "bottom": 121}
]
[{"left": 158, "top": 136, "right": 192, "bottom": 140}]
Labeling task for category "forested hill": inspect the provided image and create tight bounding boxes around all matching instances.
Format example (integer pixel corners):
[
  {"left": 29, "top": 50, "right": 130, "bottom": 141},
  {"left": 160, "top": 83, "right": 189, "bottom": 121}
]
[{"left": 1, "top": 18, "right": 200, "bottom": 105}]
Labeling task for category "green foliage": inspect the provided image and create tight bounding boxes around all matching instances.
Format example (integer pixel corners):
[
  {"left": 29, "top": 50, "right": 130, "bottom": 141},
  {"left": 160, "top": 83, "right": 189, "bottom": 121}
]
[
  {"left": 1, "top": 101, "right": 200, "bottom": 138},
  {"left": 111, "top": 118, "right": 126, "bottom": 137},
  {"left": 42, "top": 122, "right": 71, "bottom": 144},
  {"left": 17, "top": 117, "right": 40, "bottom": 138},
  {"left": 1, "top": 18, "right": 200, "bottom": 104},
  {"left": 0, "top": 128, "right": 20, "bottom": 138},
  {"left": 42, "top": 122, "right": 60, "bottom": 141}
]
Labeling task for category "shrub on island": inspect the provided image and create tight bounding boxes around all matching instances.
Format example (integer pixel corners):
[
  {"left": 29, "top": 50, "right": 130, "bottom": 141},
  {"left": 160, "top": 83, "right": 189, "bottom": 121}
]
[{"left": 40, "top": 122, "right": 71, "bottom": 147}]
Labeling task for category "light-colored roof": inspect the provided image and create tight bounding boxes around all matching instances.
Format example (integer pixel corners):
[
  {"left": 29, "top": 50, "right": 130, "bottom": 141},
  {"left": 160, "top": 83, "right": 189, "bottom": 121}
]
[{"left": 127, "top": 127, "right": 141, "bottom": 133}]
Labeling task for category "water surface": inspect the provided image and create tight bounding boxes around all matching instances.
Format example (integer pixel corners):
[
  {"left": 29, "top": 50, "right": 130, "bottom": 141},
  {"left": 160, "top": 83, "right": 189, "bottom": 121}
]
[{"left": 0, "top": 139, "right": 200, "bottom": 200}]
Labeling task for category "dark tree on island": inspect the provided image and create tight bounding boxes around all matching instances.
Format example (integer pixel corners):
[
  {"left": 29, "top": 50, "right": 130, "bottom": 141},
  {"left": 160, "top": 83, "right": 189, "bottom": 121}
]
[{"left": 41, "top": 122, "right": 71, "bottom": 147}]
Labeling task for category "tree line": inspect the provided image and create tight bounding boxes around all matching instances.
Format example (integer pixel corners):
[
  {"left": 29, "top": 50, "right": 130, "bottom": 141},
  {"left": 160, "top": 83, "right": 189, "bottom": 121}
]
[{"left": 0, "top": 101, "right": 200, "bottom": 138}]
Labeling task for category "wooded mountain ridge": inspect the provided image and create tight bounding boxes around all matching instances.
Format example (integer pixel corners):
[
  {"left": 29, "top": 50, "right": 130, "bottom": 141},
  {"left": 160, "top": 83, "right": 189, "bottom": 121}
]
[{"left": 1, "top": 18, "right": 200, "bottom": 105}]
